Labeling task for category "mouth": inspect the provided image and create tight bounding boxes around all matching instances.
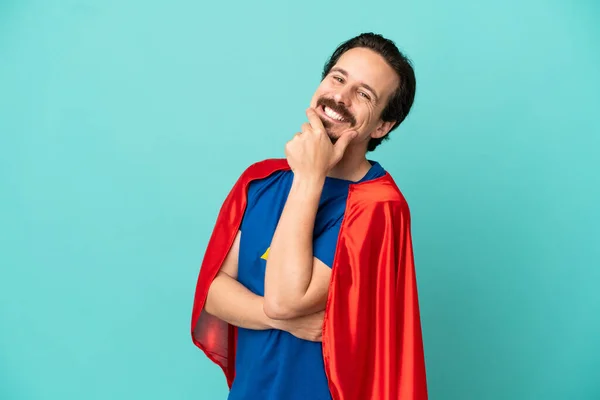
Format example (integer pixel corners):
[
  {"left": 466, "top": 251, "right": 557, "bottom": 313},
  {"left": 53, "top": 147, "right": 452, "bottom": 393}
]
[{"left": 319, "top": 105, "right": 349, "bottom": 124}]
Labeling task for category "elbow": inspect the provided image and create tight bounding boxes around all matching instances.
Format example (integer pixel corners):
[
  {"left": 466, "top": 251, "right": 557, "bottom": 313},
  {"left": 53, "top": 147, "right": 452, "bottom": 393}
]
[
  {"left": 203, "top": 275, "right": 222, "bottom": 317},
  {"left": 203, "top": 292, "right": 217, "bottom": 317},
  {"left": 263, "top": 295, "right": 300, "bottom": 320}
]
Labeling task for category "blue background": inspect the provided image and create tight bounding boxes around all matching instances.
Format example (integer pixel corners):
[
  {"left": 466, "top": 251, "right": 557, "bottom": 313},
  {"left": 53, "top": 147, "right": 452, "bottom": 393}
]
[{"left": 1, "top": 0, "right": 599, "bottom": 399}]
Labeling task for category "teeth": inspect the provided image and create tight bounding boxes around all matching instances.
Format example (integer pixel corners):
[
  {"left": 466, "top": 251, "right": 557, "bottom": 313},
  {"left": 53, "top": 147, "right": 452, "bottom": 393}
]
[{"left": 324, "top": 106, "right": 345, "bottom": 122}]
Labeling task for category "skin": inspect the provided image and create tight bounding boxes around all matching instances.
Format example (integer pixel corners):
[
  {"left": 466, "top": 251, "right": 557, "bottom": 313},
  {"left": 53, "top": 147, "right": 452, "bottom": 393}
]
[{"left": 205, "top": 46, "right": 401, "bottom": 339}]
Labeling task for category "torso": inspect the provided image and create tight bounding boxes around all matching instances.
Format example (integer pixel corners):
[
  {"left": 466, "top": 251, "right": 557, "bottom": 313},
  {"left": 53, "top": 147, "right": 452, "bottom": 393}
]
[{"left": 228, "top": 162, "right": 386, "bottom": 400}]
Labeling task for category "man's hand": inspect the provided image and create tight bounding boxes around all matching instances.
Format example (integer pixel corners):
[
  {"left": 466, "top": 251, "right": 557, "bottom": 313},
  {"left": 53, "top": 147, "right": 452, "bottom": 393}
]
[
  {"left": 272, "top": 310, "right": 325, "bottom": 342},
  {"left": 285, "top": 108, "right": 357, "bottom": 179}
]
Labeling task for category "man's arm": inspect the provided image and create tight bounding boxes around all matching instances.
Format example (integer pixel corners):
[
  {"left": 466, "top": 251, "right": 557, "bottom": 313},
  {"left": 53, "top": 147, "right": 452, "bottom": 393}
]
[
  {"left": 263, "top": 108, "right": 356, "bottom": 320},
  {"left": 263, "top": 176, "right": 332, "bottom": 320},
  {"left": 204, "top": 230, "right": 324, "bottom": 341},
  {"left": 206, "top": 272, "right": 274, "bottom": 330},
  {"left": 204, "top": 230, "right": 274, "bottom": 330}
]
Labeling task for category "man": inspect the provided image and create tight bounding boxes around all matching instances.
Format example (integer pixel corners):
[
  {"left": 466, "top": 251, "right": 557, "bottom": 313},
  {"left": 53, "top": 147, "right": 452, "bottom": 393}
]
[{"left": 191, "top": 33, "right": 427, "bottom": 399}]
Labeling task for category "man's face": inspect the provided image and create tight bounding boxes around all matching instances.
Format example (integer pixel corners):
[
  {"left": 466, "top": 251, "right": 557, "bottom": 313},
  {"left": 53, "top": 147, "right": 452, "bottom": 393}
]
[{"left": 310, "top": 47, "right": 399, "bottom": 146}]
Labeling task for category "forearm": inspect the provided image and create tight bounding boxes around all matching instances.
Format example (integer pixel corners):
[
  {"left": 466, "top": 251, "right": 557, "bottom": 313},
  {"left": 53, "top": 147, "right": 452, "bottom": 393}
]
[
  {"left": 264, "top": 174, "right": 324, "bottom": 313},
  {"left": 205, "top": 271, "right": 274, "bottom": 330}
]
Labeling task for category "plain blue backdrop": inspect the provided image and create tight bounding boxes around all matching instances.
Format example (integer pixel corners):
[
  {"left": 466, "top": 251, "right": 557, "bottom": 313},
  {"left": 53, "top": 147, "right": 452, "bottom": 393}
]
[{"left": 1, "top": 0, "right": 599, "bottom": 399}]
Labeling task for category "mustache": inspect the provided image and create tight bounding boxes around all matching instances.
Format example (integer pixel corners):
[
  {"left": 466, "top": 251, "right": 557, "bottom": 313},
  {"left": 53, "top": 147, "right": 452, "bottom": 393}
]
[{"left": 316, "top": 97, "right": 356, "bottom": 126}]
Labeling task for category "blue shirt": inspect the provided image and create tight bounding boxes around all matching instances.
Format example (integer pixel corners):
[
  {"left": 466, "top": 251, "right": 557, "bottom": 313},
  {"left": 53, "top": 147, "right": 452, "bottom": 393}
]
[{"left": 228, "top": 161, "right": 386, "bottom": 400}]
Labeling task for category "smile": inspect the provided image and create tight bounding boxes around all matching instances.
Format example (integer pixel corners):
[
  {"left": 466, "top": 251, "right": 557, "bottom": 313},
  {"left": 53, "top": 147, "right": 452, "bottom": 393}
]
[{"left": 321, "top": 105, "right": 347, "bottom": 123}]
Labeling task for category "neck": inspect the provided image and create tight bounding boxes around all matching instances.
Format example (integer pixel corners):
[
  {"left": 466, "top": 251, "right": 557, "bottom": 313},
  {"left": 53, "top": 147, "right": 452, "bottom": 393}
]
[{"left": 327, "top": 143, "right": 372, "bottom": 182}]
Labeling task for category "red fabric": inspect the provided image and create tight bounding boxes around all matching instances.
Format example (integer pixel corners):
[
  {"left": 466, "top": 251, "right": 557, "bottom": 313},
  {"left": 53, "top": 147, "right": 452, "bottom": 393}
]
[{"left": 191, "top": 158, "right": 427, "bottom": 399}]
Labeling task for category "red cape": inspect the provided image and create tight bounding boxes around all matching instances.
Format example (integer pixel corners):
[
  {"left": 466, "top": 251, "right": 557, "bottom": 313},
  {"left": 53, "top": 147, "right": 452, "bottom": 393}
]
[{"left": 191, "top": 159, "right": 427, "bottom": 399}]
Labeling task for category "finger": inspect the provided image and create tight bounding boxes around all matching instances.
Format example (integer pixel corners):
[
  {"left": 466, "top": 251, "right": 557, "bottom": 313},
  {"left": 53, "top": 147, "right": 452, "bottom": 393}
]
[
  {"left": 306, "top": 108, "right": 325, "bottom": 134},
  {"left": 286, "top": 132, "right": 301, "bottom": 148},
  {"left": 300, "top": 123, "right": 312, "bottom": 134}
]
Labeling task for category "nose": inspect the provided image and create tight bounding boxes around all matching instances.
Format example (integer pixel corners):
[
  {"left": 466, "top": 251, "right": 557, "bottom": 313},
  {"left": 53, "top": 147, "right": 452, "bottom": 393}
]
[{"left": 333, "top": 86, "right": 352, "bottom": 107}]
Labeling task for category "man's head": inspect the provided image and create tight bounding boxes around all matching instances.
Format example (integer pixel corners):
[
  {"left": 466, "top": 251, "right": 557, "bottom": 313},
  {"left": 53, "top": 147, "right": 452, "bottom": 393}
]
[{"left": 309, "top": 33, "right": 416, "bottom": 152}]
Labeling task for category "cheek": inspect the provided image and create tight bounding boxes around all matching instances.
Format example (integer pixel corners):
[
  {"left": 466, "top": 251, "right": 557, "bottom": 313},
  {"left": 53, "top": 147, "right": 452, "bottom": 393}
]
[
  {"left": 310, "top": 87, "right": 327, "bottom": 106},
  {"left": 358, "top": 104, "right": 376, "bottom": 125}
]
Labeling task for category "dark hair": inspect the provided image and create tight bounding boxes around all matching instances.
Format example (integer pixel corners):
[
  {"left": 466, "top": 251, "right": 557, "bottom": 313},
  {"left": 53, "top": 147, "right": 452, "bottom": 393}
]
[{"left": 321, "top": 33, "right": 416, "bottom": 152}]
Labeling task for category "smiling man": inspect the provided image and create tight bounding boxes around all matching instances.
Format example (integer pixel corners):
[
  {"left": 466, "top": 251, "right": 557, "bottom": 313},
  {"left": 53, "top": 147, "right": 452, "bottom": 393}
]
[{"left": 191, "top": 33, "right": 428, "bottom": 400}]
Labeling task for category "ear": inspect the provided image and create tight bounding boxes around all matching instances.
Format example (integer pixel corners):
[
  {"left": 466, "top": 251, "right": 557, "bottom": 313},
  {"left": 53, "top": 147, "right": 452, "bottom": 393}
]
[{"left": 371, "top": 120, "right": 396, "bottom": 140}]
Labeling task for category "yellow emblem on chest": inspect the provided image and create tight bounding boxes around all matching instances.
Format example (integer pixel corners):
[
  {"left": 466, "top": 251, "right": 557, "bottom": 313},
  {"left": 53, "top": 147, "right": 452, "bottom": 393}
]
[{"left": 260, "top": 247, "right": 270, "bottom": 260}]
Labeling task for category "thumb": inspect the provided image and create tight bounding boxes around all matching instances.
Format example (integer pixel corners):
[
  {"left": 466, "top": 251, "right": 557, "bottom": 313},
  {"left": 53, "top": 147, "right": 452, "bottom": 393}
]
[{"left": 332, "top": 130, "right": 357, "bottom": 160}]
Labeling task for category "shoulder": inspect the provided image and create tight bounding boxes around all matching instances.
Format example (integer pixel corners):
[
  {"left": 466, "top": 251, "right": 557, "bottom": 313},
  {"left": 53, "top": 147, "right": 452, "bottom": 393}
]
[
  {"left": 233, "top": 158, "right": 290, "bottom": 186},
  {"left": 240, "top": 158, "right": 289, "bottom": 179},
  {"left": 349, "top": 173, "right": 411, "bottom": 218}
]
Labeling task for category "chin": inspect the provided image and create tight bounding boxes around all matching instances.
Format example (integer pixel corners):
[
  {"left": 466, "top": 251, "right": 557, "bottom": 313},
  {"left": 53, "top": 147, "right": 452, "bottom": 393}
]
[
  {"left": 327, "top": 129, "right": 351, "bottom": 144},
  {"left": 326, "top": 132, "right": 338, "bottom": 144}
]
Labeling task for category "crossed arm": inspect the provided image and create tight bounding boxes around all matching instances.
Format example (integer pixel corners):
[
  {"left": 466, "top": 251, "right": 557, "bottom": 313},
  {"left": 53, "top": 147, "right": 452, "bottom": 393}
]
[
  {"left": 204, "top": 175, "right": 332, "bottom": 328},
  {"left": 263, "top": 174, "right": 332, "bottom": 319},
  {"left": 204, "top": 231, "right": 273, "bottom": 330}
]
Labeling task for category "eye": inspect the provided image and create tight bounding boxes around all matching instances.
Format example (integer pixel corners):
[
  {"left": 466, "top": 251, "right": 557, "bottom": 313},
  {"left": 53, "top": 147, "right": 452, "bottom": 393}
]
[
  {"left": 332, "top": 75, "right": 344, "bottom": 83},
  {"left": 358, "top": 91, "right": 371, "bottom": 100}
]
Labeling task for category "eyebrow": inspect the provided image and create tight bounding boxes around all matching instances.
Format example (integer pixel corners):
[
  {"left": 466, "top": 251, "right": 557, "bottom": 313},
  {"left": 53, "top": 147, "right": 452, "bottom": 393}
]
[{"left": 330, "top": 67, "right": 380, "bottom": 102}]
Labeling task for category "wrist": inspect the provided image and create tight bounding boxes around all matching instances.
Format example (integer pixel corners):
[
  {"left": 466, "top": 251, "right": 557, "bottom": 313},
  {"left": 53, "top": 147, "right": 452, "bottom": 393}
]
[
  {"left": 268, "top": 317, "right": 283, "bottom": 330},
  {"left": 266, "top": 313, "right": 293, "bottom": 331},
  {"left": 291, "top": 173, "right": 325, "bottom": 195}
]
